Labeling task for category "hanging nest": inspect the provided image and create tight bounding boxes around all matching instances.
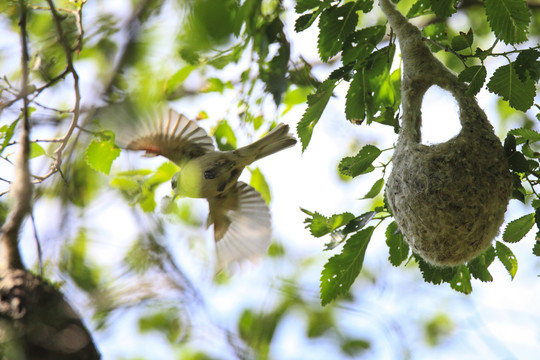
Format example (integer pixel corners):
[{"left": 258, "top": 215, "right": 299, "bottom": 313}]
[{"left": 379, "top": 0, "right": 512, "bottom": 266}]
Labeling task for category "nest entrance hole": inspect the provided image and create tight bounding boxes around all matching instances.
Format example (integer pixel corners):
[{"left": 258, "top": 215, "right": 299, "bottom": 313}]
[{"left": 420, "top": 86, "right": 461, "bottom": 145}]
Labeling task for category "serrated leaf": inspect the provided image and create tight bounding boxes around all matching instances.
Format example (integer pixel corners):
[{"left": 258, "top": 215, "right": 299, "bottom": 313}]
[
  {"left": 318, "top": 2, "right": 359, "bottom": 62},
  {"left": 297, "top": 79, "right": 337, "bottom": 152},
  {"left": 342, "top": 26, "right": 386, "bottom": 65},
  {"left": 296, "top": 0, "right": 325, "bottom": 13},
  {"left": 515, "top": 49, "right": 540, "bottom": 82},
  {"left": 450, "top": 265, "right": 472, "bottom": 294},
  {"left": 320, "top": 227, "right": 374, "bottom": 306},
  {"left": 503, "top": 213, "right": 535, "bottom": 243},
  {"left": 484, "top": 0, "right": 530, "bottom": 44},
  {"left": 508, "top": 128, "right": 540, "bottom": 143},
  {"left": 338, "top": 145, "right": 381, "bottom": 178},
  {"left": 361, "top": 178, "right": 384, "bottom": 199},
  {"left": 345, "top": 68, "right": 367, "bottom": 124},
  {"left": 487, "top": 64, "right": 535, "bottom": 111},
  {"left": 533, "top": 241, "right": 540, "bottom": 256},
  {"left": 85, "top": 131, "right": 121, "bottom": 175},
  {"left": 250, "top": 167, "right": 271, "bottom": 204},
  {"left": 385, "top": 221, "right": 409, "bottom": 266},
  {"left": 431, "top": 0, "right": 457, "bottom": 18},
  {"left": 496, "top": 241, "right": 518, "bottom": 279},
  {"left": 415, "top": 255, "right": 457, "bottom": 285},
  {"left": 302, "top": 208, "right": 355, "bottom": 237},
  {"left": 451, "top": 29, "right": 473, "bottom": 51},
  {"left": 467, "top": 246, "right": 495, "bottom": 282},
  {"left": 458, "top": 65, "right": 486, "bottom": 97}
]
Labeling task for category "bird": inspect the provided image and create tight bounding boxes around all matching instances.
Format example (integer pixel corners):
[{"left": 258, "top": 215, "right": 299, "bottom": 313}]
[{"left": 123, "top": 108, "right": 297, "bottom": 269}]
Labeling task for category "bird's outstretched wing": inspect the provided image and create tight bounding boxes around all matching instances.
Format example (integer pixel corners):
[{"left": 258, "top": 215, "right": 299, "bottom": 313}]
[
  {"left": 207, "top": 182, "right": 272, "bottom": 270},
  {"left": 125, "top": 108, "right": 214, "bottom": 164}
]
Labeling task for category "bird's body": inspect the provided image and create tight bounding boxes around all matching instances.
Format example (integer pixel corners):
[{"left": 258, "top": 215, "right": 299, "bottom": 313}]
[{"left": 123, "top": 108, "right": 296, "bottom": 269}]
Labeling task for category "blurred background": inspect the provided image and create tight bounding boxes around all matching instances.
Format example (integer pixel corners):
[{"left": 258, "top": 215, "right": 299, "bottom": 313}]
[{"left": 1, "top": 0, "right": 539, "bottom": 359}]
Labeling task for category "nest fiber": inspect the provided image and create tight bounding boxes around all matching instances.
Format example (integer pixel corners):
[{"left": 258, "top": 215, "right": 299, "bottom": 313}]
[{"left": 380, "top": 0, "right": 512, "bottom": 265}]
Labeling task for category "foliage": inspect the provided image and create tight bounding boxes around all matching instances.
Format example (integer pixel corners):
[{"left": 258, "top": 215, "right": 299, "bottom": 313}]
[
  {"left": 1, "top": 0, "right": 540, "bottom": 358},
  {"left": 297, "top": 0, "right": 540, "bottom": 305}
]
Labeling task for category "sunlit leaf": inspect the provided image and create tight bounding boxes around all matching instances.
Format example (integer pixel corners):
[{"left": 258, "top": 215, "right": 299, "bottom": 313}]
[
  {"left": 85, "top": 131, "right": 121, "bottom": 175},
  {"left": 250, "top": 167, "right": 271, "bottom": 204},
  {"left": 213, "top": 120, "right": 237, "bottom": 151},
  {"left": 496, "top": 241, "right": 518, "bottom": 279},
  {"left": 301, "top": 208, "right": 355, "bottom": 237},
  {"left": 450, "top": 265, "right": 472, "bottom": 294},
  {"left": 320, "top": 227, "right": 374, "bottom": 306},
  {"left": 361, "top": 178, "right": 384, "bottom": 199},
  {"left": 318, "top": 2, "right": 360, "bottom": 61},
  {"left": 297, "top": 79, "right": 337, "bottom": 151}
]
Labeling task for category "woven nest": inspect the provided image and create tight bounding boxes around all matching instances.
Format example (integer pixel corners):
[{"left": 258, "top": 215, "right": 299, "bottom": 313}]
[{"left": 380, "top": 0, "right": 512, "bottom": 266}]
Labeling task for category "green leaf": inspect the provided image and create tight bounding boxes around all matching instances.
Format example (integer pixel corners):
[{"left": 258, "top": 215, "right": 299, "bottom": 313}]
[
  {"left": 317, "top": 2, "right": 360, "bottom": 62},
  {"left": 496, "top": 241, "right": 518, "bottom": 279},
  {"left": 431, "top": 0, "right": 457, "bottom": 18},
  {"left": 487, "top": 64, "right": 535, "bottom": 111},
  {"left": 297, "top": 79, "right": 337, "bottom": 152},
  {"left": 484, "top": 0, "right": 530, "bottom": 44},
  {"left": 250, "top": 168, "right": 271, "bottom": 204},
  {"left": 467, "top": 246, "right": 496, "bottom": 282},
  {"left": 533, "top": 241, "right": 540, "bottom": 256},
  {"left": 0, "top": 119, "right": 18, "bottom": 156},
  {"left": 361, "top": 178, "right": 384, "bottom": 199},
  {"left": 407, "top": 0, "right": 430, "bottom": 18},
  {"left": 320, "top": 227, "right": 374, "bottom": 306},
  {"left": 451, "top": 29, "right": 473, "bottom": 51},
  {"left": 341, "top": 211, "right": 376, "bottom": 236},
  {"left": 260, "top": 41, "right": 290, "bottom": 105},
  {"left": 515, "top": 49, "right": 540, "bottom": 82},
  {"left": 138, "top": 308, "right": 181, "bottom": 343},
  {"left": 84, "top": 131, "right": 121, "bottom": 175},
  {"left": 422, "top": 23, "right": 448, "bottom": 51},
  {"left": 295, "top": 12, "right": 319, "bottom": 32},
  {"left": 282, "top": 86, "right": 311, "bottom": 115},
  {"left": 166, "top": 65, "right": 196, "bottom": 96},
  {"left": 345, "top": 68, "right": 368, "bottom": 124},
  {"left": 450, "top": 265, "right": 472, "bottom": 294},
  {"left": 508, "top": 128, "right": 540, "bottom": 143},
  {"left": 415, "top": 255, "right": 457, "bottom": 285},
  {"left": 503, "top": 213, "right": 535, "bottom": 243},
  {"left": 458, "top": 65, "right": 487, "bottom": 97},
  {"left": 385, "top": 221, "right": 410, "bottom": 266},
  {"left": 507, "top": 151, "right": 530, "bottom": 172},
  {"left": 296, "top": 0, "right": 326, "bottom": 13},
  {"left": 301, "top": 208, "right": 355, "bottom": 237},
  {"left": 338, "top": 145, "right": 382, "bottom": 178},
  {"left": 30, "top": 142, "right": 46, "bottom": 158},
  {"left": 342, "top": 26, "right": 386, "bottom": 65},
  {"left": 213, "top": 119, "right": 237, "bottom": 151}
]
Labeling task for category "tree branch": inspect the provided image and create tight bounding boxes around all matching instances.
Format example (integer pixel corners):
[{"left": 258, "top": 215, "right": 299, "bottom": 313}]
[{"left": 0, "top": 0, "right": 33, "bottom": 272}]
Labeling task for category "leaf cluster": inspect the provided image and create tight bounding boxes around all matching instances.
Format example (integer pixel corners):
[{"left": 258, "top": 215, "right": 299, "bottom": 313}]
[{"left": 297, "top": 0, "right": 540, "bottom": 305}]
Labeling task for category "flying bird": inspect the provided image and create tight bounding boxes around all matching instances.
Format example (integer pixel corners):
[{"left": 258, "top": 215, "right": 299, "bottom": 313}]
[{"left": 124, "top": 108, "right": 297, "bottom": 269}]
